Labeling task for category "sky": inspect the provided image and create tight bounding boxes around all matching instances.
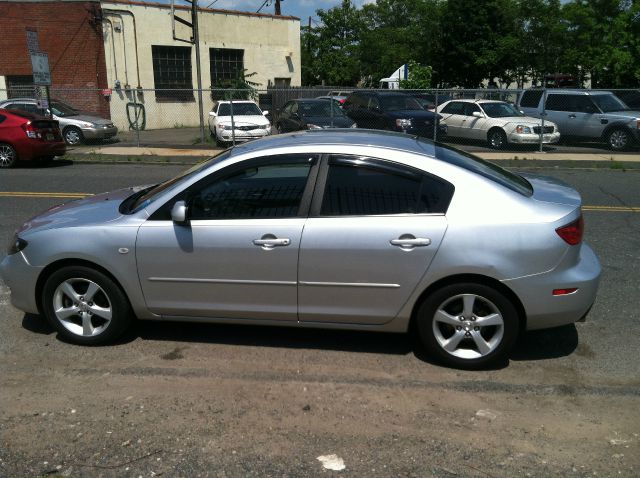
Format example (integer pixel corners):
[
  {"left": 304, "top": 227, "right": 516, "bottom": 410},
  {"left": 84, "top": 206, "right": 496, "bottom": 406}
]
[{"left": 199, "top": 0, "right": 375, "bottom": 21}]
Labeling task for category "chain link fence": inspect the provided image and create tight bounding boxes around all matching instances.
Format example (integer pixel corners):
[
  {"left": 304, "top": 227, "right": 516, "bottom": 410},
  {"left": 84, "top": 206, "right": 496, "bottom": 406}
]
[{"left": 1, "top": 86, "right": 639, "bottom": 152}]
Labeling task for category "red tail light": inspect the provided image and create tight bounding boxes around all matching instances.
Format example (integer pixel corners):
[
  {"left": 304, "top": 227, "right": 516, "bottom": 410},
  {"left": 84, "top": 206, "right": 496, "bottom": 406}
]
[
  {"left": 339, "top": 98, "right": 346, "bottom": 104},
  {"left": 556, "top": 215, "right": 584, "bottom": 245},
  {"left": 21, "top": 122, "right": 42, "bottom": 139}
]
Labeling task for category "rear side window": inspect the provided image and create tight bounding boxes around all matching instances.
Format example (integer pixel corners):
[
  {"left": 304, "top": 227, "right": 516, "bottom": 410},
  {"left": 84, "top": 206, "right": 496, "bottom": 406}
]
[
  {"left": 320, "top": 156, "right": 454, "bottom": 216},
  {"left": 434, "top": 144, "right": 533, "bottom": 197},
  {"left": 441, "top": 102, "right": 465, "bottom": 114},
  {"left": 546, "top": 94, "right": 596, "bottom": 113},
  {"left": 519, "top": 90, "right": 543, "bottom": 108},
  {"left": 0, "top": 115, "right": 5, "bottom": 124}
]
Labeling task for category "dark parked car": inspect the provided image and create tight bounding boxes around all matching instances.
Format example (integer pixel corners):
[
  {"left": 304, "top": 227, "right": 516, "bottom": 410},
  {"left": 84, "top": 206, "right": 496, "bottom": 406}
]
[
  {"left": 610, "top": 89, "right": 640, "bottom": 110},
  {"left": 275, "top": 99, "right": 355, "bottom": 133},
  {"left": 343, "top": 91, "right": 447, "bottom": 139},
  {"left": 0, "top": 108, "right": 66, "bottom": 168},
  {"left": 412, "top": 92, "right": 453, "bottom": 111}
]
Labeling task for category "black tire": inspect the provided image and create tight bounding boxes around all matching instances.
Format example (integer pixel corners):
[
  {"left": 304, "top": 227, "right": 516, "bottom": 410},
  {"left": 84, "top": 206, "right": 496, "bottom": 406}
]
[
  {"left": 0, "top": 143, "right": 18, "bottom": 168},
  {"left": 42, "top": 265, "right": 132, "bottom": 345},
  {"left": 488, "top": 129, "right": 508, "bottom": 150},
  {"left": 63, "top": 126, "right": 84, "bottom": 145},
  {"left": 416, "top": 283, "right": 519, "bottom": 369},
  {"left": 607, "top": 128, "right": 631, "bottom": 151}
]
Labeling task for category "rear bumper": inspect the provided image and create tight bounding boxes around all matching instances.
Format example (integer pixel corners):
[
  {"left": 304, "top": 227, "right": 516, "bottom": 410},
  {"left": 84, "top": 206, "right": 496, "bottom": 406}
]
[
  {"left": 17, "top": 140, "right": 66, "bottom": 161},
  {"left": 503, "top": 243, "right": 601, "bottom": 330}
]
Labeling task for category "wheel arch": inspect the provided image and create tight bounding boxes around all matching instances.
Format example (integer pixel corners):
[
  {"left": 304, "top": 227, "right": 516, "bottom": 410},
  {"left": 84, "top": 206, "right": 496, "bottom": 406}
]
[
  {"left": 487, "top": 126, "right": 506, "bottom": 139},
  {"left": 35, "top": 258, "right": 130, "bottom": 315},
  {"left": 409, "top": 273, "right": 527, "bottom": 333},
  {"left": 601, "top": 123, "right": 633, "bottom": 140}
]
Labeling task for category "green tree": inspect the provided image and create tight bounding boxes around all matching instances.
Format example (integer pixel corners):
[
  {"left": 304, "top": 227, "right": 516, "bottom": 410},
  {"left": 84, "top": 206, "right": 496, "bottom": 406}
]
[{"left": 399, "top": 61, "right": 433, "bottom": 89}]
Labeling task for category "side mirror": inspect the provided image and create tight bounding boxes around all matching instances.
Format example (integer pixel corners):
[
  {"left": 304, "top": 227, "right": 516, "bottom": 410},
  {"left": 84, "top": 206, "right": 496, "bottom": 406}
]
[
  {"left": 472, "top": 111, "right": 483, "bottom": 118},
  {"left": 209, "top": 111, "right": 216, "bottom": 117},
  {"left": 171, "top": 200, "right": 189, "bottom": 224},
  {"left": 262, "top": 110, "right": 269, "bottom": 116}
]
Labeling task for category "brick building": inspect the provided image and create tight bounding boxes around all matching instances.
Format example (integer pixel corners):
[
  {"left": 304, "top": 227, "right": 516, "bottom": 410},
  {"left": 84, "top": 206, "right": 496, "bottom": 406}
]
[{"left": 0, "top": 0, "right": 110, "bottom": 117}]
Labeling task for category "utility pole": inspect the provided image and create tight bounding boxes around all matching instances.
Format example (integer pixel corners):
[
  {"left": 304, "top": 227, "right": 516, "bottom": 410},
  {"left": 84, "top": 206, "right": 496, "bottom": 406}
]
[
  {"left": 172, "top": 0, "right": 205, "bottom": 143},
  {"left": 307, "top": 16, "right": 311, "bottom": 53},
  {"left": 275, "top": 0, "right": 281, "bottom": 15}
]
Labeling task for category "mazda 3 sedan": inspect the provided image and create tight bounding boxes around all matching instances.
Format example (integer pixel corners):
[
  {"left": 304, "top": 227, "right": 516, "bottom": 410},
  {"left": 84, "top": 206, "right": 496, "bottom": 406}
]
[{"left": 0, "top": 130, "right": 600, "bottom": 368}]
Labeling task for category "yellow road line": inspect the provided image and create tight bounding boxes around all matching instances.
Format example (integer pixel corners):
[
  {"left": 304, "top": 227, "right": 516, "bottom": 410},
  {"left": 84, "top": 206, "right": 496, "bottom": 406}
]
[
  {"left": 0, "top": 192, "right": 91, "bottom": 199},
  {"left": 582, "top": 205, "right": 640, "bottom": 212}
]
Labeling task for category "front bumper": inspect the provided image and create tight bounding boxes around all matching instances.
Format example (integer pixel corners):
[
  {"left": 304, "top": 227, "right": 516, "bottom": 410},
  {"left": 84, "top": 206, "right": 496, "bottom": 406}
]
[
  {"left": 218, "top": 128, "right": 270, "bottom": 142},
  {"left": 508, "top": 131, "right": 561, "bottom": 144},
  {"left": 0, "top": 252, "right": 42, "bottom": 315},
  {"left": 82, "top": 125, "right": 118, "bottom": 140},
  {"left": 503, "top": 243, "right": 601, "bottom": 330}
]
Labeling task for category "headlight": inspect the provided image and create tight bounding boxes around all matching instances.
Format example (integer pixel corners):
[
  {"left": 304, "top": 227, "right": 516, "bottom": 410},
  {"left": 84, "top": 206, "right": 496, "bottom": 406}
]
[
  {"left": 350, "top": 123, "right": 358, "bottom": 128},
  {"left": 7, "top": 232, "right": 28, "bottom": 255},
  {"left": 515, "top": 125, "right": 532, "bottom": 134},
  {"left": 218, "top": 124, "right": 231, "bottom": 130},
  {"left": 80, "top": 122, "right": 95, "bottom": 128},
  {"left": 396, "top": 118, "right": 412, "bottom": 129},
  {"left": 307, "top": 124, "right": 323, "bottom": 130}
]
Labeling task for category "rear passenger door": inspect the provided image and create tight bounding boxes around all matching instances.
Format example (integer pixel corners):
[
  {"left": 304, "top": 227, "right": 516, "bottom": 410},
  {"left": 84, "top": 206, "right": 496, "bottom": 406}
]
[
  {"left": 298, "top": 155, "right": 453, "bottom": 325},
  {"left": 438, "top": 102, "right": 466, "bottom": 137},
  {"left": 545, "top": 94, "right": 601, "bottom": 137}
]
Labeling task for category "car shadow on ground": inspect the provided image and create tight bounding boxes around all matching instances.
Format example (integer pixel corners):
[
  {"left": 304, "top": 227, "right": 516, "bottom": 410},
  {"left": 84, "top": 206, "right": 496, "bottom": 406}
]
[
  {"left": 22, "top": 313, "right": 579, "bottom": 368},
  {"left": 17, "top": 159, "right": 73, "bottom": 169}
]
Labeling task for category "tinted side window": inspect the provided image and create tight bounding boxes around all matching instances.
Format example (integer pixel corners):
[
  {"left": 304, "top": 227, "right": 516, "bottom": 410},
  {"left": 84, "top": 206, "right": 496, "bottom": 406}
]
[
  {"left": 442, "top": 102, "right": 465, "bottom": 114},
  {"left": 545, "top": 94, "right": 573, "bottom": 111},
  {"left": 464, "top": 103, "right": 481, "bottom": 116},
  {"left": 7, "top": 103, "right": 38, "bottom": 114},
  {"left": 321, "top": 156, "right": 454, "bottom": 216},
  {"left": 0, "top": 114, "right": 5, "bottom": 124},
  {"left": 520, "top": 90, "right": 543, "bottom": 108},
  {"left": 188, "top": 156, "right": 314, "bottom": 220}
]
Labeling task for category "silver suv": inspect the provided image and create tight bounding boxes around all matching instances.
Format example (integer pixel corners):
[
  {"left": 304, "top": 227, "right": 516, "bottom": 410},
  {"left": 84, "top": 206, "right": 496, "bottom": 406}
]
[
  {"left": 0, "top": 98, "right": 117, "bottom": 145},
  {"left": 518, "top": 89, "right": 640, "bottom": 150}
]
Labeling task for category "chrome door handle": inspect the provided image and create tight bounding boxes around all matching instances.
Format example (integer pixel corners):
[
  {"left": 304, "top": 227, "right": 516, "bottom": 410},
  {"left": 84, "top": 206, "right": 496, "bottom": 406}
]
[
  {"left": 390, "top": 237, "right": 431, "bottom": 249},
  {"left": 568, "top": 114, "right": 577, "bottom": 118},
  {"left": 253, "top": 236, "right": 290, "bottom": 249}
]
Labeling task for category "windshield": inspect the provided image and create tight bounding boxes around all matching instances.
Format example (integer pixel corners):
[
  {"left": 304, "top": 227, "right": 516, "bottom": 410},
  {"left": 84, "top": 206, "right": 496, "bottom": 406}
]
[
  {"left": 130, "top": 150, "right": 232, "bottom": 212},
  {"left": 380, "top": 95, "right": 423, "bottom": 111},
  {"left": 299, "top": 101, "right": 344, "bottom": 117},
  {"left": 481, "top": 102, "right": 524, "bottom": 118},
  {"left": 50, "top": 101, "right": 79, "bottom": 117},
  {"left": 217, "top": 103, "right": 262, "bottom": 116},
  {"left": 591, "top": 94, "right": 629, "bottom": 112}
]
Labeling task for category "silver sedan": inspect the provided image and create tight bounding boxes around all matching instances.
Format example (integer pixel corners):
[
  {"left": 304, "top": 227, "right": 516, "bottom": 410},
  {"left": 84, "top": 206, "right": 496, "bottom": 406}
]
[{"left": 0, "top": 130, "right": 601, "bottom": 369}]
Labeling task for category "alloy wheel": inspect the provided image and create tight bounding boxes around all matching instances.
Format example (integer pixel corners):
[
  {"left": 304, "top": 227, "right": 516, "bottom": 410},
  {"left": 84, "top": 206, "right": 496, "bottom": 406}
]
[
  {"left": 52, "top": 278, "right": 112, "bottom": 337},
  {"left": 0, "top": 144, "right": 17, "bottom": 168},
  {"left": 432, "top": 293, "right": 504, "bottom": 360}
]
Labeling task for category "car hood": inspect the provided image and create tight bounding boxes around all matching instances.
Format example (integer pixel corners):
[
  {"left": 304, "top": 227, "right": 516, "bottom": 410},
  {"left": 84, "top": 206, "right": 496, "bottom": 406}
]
[
  {"left": 386, "top": 110, "right": 441, "bottom": 120},
  {"left": 216, "top": 115, "right": 269, "bottom": 126},
  {"left": 17, "top": 187, "right": 147, "bottom": 235},
  {"left": 302, "top": 115, "right": 354, "bottom": 127},
  {"left": 495, "top": 116, "right": 552, "bottom": 125},
  {"left": 519, "top": 173, "right": 581, "bottom": 207},
  {"left": 600, "top": 110, "right": 640, "bottom": 120}
]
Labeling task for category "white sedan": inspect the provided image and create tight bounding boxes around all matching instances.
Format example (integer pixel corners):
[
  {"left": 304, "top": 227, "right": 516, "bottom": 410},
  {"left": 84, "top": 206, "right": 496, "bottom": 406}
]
[
  {"left": 208, "top": 100, "right": 271, "bottom": 146},
  {"left": 437, "top": 99, "right": 560, "bottom": 149}
]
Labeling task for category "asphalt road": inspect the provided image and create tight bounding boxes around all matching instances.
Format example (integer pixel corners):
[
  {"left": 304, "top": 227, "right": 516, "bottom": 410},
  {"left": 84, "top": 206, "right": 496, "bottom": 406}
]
[{"left": 1, "top": 162, "right": 639, "bottom": 477}]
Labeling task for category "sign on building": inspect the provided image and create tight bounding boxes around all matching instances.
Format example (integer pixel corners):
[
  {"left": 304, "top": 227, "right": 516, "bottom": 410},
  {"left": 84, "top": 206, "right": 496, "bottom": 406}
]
[{"left": 26, "top": 28, "right": 40, "bottom": 53}]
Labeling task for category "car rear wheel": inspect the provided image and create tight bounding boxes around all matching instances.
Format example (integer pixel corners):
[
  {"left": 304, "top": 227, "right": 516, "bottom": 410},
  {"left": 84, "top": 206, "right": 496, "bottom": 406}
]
[
  {"left": 63, "top": 126, "right": 84, "bottom": 145},
  {"left": 42, "top": 266, "right": 132, "bottom": 345},
  {"left": 0, "top": 143, "right": 18, "bottom": 168},
  {"left": 607, "top": 128, "right": 630, "bottom": 151},
  {"left": 488, "top": 129, "right": 507, "bottom": 150},
  {"left": 416, "top": 283, "right": 519, "bottom": 369}
]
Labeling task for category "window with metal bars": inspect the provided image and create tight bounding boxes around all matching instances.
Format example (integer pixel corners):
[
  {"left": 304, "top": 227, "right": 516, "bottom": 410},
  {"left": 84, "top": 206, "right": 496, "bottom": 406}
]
[
  {"left": 209, "top": 48, "right": 244, "bottom": 87},
  {"left": 151, "top": 45, "right": 194, "bottom": 102}
]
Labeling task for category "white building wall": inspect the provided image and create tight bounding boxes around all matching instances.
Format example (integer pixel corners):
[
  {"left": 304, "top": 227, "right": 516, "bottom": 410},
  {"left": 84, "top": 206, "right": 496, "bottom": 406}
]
[{"left": 101, "top": 1, "right": 301, "bottom": 130}]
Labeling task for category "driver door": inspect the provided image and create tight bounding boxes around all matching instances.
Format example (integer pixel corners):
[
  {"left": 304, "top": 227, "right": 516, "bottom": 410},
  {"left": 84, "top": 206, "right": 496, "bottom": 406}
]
[{"left": 135, "top": 154, "right": 319, "bottom": 320}]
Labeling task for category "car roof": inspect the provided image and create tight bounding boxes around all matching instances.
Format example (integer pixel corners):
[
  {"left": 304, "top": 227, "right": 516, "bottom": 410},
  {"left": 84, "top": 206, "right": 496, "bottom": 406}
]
[
  {"left": 544, "top": 89, "right": 612, "bottom": 96},
  {"left": 446, "top": 99, "right": 505, "bottom": 104},
  {"left": 0, "top": 97, "right": 37, "bottom": 103},
  {"left": 229, "top": 129, "right": 436, "bottom": 157},
  {"left": 216, "top": 100, "right": 257, "bottom": 104},
  {"left": 0, "top": 108, "right": 46, "bottom": 121}
]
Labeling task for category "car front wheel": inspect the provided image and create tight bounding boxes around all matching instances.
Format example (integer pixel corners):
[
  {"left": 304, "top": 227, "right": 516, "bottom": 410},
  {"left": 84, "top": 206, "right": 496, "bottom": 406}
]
[
  {"left": 417, "top": 283, "right": 519, "bottom": 369},
  {"left": 607, "top": 128, "right": 631, "bottom": 151},
  {"left": 488, "top": 129, "right": 508, "bottom": 150},
  {"left": 63, "top": 126, "right": 84, "bottom": 145},
  {"left": 42, "top": 265, "right": 132, "bottom": 345}
]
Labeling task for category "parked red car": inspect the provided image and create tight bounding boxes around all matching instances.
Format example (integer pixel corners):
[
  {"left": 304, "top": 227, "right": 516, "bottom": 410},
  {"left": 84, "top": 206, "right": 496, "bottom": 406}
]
[{"left": 0, "top": 108, "right": 66, "bottom": 168}]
